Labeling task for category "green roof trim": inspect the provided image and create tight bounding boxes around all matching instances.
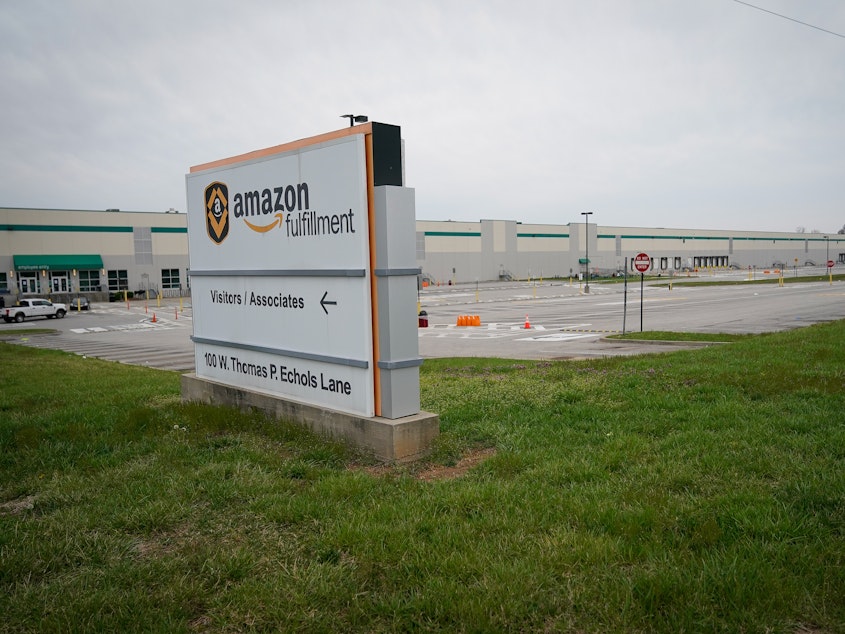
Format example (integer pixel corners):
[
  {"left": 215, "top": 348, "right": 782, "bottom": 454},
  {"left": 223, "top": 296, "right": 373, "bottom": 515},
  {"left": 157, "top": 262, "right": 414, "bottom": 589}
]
[
  {"left": 618, "top": 235, "right": 729, "bottom": 241},
  {"left": 151, "top": 227, "right": 188, "bottom": 233},
  {"left": 13, "top": 254, "right": 104, "bottom": 271},
  {"left": 0, "top": 224, "right": 133, "bottom": 233},
  {"left": 517, "top": 233, "right": 570, "bottom": 238},
  {"left": 732, "top": 236, "right": 811, "bottom": 242},
  {"left": 1, "top": 224, "right": 186, "bottom": 234},
  {"left": 424, "top": 231, "right": 481, "bottom": 237}
]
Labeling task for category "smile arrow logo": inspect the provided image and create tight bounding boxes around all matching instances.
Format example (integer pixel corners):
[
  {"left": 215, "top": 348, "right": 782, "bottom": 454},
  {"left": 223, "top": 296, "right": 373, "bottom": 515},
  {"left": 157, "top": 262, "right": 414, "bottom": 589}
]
[
  {"left": 320, "top": 291, "right": 337, "bottom": 314},
  {"left": 243, "top": 212, "right": 284, "bottom": 233}
]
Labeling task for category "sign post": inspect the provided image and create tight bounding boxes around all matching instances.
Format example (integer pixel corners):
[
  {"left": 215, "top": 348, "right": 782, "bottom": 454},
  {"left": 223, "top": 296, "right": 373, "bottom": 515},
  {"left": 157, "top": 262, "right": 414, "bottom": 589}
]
[
  {"left": 622, "top": 257, "right": 628, "bottom": 335},
  {"left": 633, "top": 252, "right": 650, "bottom": 332},
  {"left": 828, "top": 259, "right": 835, "bottom": 285}
]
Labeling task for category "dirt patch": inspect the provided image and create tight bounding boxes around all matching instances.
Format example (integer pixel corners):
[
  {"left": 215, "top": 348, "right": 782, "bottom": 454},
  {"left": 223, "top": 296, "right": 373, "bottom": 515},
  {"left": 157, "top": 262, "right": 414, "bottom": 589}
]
[
  {"left": 0, "top": 494, "right": 37, "bottom": 516},
  {"left": 189, "top": 615, "right": 214, "bottom": 633},
  {"left": 132, "top": 522, "right": 194, "bottom": 558},
  {"left": 354, "top": 447, "right": 496, "bottom": 482},
  {"left": 416, "top": 447, "right": 497, "bottom": 481}
]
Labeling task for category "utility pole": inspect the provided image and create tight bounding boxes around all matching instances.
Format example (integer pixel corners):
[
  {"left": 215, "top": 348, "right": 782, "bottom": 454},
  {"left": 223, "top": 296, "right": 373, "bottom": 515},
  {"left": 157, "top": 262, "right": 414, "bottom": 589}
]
[{"left": 581, "top": 211, "right": 593, "bottom": 293}]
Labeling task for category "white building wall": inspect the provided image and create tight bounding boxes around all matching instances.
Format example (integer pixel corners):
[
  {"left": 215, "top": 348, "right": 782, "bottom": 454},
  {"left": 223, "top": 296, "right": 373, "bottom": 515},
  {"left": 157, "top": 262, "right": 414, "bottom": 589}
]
[
  {"left": 1, "top": 207, "right": 190, "bottom": 300},
  {"left": 3, "top": 209, "right": 843, "bottom": 294}
]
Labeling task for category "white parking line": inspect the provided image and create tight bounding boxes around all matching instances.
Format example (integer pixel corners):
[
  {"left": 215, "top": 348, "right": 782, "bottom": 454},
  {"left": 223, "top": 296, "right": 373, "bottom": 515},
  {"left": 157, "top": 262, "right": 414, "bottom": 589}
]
[{"left": 517, "top": 332, "right": 599, "bottom": 342}]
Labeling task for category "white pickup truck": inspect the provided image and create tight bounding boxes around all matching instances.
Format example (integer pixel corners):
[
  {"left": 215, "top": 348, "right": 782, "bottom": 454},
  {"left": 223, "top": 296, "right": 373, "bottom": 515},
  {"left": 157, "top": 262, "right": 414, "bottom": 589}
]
[{"left": 2, "top": 298, "right": 68, "bottom": 323}]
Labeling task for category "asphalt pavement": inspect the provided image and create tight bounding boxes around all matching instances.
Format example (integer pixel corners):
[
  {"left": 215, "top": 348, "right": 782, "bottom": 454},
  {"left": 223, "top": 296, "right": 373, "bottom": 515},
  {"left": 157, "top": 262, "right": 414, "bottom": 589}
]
[{"left": 2, "top": 270, "right": 844, "bottom": 368}]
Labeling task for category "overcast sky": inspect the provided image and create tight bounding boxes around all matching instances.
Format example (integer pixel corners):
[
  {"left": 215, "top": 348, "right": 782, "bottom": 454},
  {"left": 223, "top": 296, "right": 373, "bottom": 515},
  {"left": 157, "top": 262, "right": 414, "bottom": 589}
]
[{"left": 1, "top": 0, "right": 843, "bottom": 233}]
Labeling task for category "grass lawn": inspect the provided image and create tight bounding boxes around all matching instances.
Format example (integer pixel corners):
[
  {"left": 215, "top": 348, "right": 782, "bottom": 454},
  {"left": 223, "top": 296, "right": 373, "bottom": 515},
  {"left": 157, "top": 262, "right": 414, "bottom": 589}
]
[
  {"left": 1, "top": 322, "right": 844, "bottom": 633},
  {"left": 607, "top": 331, "right": 753, "bottom": 343},
  {"left": 653, "top": 273, "right": 845, "bottom": 288},
  {"left": 585, "top": 273, "right": 845, "bottom": 287}
]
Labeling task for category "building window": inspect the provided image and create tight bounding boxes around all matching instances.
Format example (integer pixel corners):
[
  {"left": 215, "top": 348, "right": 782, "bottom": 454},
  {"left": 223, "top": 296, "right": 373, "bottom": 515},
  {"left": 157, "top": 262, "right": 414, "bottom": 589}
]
[
  {"left": 161, "top": 268, "right": 180, "bottom": 289},
  {"left": 78, "top": 270, "right": 100, "bottom": 292},
  {"left": 18, "top": 272, "right": 40, "bottom": 294},
  {"left": 108, "top": 269, "right": 128, "bottom": 291},
  {"left": 50, "top": 271, "right": 69, "bottom": 293},
  {"left": 0, "top": 272, "right": 7, "bottom": 293}
]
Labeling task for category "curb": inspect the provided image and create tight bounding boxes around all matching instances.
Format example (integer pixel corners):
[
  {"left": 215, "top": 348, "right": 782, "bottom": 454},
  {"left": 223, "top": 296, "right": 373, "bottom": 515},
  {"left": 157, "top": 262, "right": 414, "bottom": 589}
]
[{"left": 599, "top": 337, "right": 729, "bottom": 347}]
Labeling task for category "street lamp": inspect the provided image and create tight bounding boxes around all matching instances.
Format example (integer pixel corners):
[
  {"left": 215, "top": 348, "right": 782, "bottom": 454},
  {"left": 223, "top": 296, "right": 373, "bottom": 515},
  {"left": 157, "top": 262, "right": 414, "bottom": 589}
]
[
  {"left": 341, "top": 114, "right": 368, "bottom": 127},
  {"left": 581, "top": 211, "right": 593, "bottom": 293}
]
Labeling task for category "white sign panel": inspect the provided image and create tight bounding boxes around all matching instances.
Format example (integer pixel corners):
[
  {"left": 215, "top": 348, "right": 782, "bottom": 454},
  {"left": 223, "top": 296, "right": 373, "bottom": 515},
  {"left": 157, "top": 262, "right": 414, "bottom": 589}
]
[
  {"left": 187, "top": 136, "right": 369, "bottom": 271},
  {"left": 190, "top": 274, "right": 371, "bottom": 362},
  {"left": 186, "top": 133, "right": 375, "bottom": 416},
  {"left": 195, "top": 341, "right": 373, "bottom": 416}
]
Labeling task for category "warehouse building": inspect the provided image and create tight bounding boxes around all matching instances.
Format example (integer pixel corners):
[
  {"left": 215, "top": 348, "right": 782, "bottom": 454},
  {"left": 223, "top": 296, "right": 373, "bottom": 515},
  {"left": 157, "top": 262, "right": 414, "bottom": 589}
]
[
  {"left": 1, "top": 207, "right": 188, "bottom": 304},
  {"left": 1, "top": 207, "right": 842, "bottom": 302},
  {"left": 417, "top": 219, "right": 844, "bottom": 284}
]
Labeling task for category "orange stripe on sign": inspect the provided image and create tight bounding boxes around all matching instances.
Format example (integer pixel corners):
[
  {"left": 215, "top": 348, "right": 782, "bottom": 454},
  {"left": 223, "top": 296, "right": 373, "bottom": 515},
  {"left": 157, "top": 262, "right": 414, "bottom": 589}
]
[
  {"left": 365, "top": 131, "right": 381, "bottom": 418},
  {"left": 190, "top": 123, "right": 374, "bottom": 173}
]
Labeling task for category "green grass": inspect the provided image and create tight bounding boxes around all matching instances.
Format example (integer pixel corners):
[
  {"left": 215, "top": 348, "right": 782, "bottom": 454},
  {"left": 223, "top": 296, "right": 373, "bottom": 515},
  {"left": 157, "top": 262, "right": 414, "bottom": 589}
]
[
  {"left": 652, "top": 273, "right": 845, "bottom": 288},
  {"left": 0, "top": 328, "right": 57, "bottom": 339},
  {"left": 1, "top": 323, "right": 844, "bottom": 633},
  {"left": 582, "top": 273, "right": 845, "bottom": 287},
  {"left": 607, "top": 331, "right": 753, "bottom": 342}
]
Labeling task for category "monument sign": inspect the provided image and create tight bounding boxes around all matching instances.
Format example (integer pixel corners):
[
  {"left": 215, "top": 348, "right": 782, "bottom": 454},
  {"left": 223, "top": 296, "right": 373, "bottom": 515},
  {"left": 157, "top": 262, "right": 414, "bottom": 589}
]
[{"left": 183, "top": 123, "right": 437, "bottom": 460}]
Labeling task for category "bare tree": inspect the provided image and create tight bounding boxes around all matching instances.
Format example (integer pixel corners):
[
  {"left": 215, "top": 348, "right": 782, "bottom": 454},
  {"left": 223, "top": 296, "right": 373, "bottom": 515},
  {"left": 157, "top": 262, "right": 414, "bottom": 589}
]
[{"left": 796, "top": 226, "right": 806, "bottom": 233}]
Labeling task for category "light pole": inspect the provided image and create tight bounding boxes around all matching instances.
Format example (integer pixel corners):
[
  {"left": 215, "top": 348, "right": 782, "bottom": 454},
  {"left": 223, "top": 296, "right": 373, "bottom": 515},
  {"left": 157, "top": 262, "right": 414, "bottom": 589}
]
[
  {"left": 825, "top": 235, "right": 831, "bottom": 284},
  {"left": 341, "top": 114, "right": 368, "bottom": 127},
  {"left": 581, "top": 211, "right": 593, "bottom": 293}
]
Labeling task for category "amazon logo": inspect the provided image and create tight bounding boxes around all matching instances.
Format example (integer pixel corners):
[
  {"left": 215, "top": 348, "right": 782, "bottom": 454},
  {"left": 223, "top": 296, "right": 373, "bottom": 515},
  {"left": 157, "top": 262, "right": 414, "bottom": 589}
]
[
  {"left": 231, "top": 182, "right": 310, "bottom": 234},
  {"left": 205, "top": 182, "right": 230, "bottom": 244}
]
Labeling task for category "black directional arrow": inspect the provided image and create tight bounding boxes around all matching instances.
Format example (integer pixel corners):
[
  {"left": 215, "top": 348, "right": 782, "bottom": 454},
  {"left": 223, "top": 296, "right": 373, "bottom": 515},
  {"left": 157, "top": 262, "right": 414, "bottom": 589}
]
[{"left": 320, "top": 291, "right": 337, "bottom": 315}]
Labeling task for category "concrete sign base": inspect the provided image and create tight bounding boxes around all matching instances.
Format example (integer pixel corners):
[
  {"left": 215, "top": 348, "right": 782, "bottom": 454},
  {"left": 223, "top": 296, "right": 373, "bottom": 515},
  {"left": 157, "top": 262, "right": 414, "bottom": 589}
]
[{"left": 182, "top": 373, "right": 439, "bottom": 463}]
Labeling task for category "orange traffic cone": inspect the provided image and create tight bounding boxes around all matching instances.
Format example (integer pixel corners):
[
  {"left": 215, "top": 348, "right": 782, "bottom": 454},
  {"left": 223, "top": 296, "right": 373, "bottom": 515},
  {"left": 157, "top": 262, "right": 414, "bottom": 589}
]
[
  {"left": 152, "top": 313, "right": 157, "bottom": 323},
  {"left": 524, "top": 314, "right": 530, "bottom": 329}
]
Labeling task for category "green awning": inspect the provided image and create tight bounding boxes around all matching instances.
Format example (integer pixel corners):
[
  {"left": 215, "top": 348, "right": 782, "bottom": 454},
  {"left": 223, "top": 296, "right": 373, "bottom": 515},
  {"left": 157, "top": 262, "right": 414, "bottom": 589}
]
[{"left": 13, "top": 254, "right": 104, "bottom": 272}]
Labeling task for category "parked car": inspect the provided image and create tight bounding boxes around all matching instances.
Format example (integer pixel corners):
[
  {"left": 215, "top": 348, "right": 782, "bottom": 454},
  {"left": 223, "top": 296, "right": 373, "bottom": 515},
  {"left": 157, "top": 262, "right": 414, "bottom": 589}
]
[
  {"left": 69, "top": 296, "right": 90, "bottom": 311},
  {"left": 2, "top": 298, "right": 67, "bottom": 323}
]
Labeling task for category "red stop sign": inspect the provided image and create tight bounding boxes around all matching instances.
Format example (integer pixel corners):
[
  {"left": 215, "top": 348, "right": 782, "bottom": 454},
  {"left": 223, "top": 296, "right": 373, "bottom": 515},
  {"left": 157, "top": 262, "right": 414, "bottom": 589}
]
[
  {"left": 828, "top": 260, "right": 835, "bottom": 268},
  {"left": 634, "top": 252, "right": 650, "bottom": 273}
]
